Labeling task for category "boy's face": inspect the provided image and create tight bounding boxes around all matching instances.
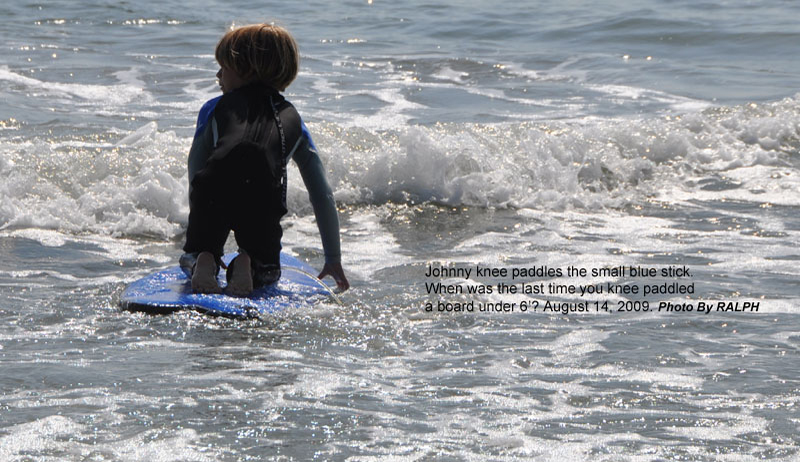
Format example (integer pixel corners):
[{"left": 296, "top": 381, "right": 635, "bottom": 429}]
[{"left": 216, "top": 66, "right": 249, "bottom": 94}]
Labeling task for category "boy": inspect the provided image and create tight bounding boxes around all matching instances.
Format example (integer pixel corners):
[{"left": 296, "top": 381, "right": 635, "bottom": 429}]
[{"left": 180, "top": 23, "right": 349, "bottom": 296}]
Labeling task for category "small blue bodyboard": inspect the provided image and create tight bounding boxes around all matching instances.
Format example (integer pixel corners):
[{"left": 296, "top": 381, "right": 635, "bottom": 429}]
[{"left": 121, "top": 253, "right": 329, "bottom": 318}]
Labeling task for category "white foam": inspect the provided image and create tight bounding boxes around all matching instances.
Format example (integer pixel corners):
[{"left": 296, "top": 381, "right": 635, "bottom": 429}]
[
  {"left": 0, "top": 66, "right": 148, "bottom": 106},
  {"left": 312, "top": 95, "right": 800, "bottom": 211},
  {"left": 588, "top": 82, "right": 712, "bottom": 112},
  {"left": 2, "top": 96, "right": 799, "bottom": 241},
  {"left": 431, "top": 66, "right": 469, "bottom": 83},
  {"left": 0, "top": 416, "right": 85, "bottom": 461},
  {"left": 0, "top": 124, "right": 189, "bottom": 238}
]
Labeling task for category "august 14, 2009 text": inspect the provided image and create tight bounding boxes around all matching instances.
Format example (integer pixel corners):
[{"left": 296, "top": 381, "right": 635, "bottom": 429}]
[{"left": 423, "top": 264, "right": 761, "bottom": 315}]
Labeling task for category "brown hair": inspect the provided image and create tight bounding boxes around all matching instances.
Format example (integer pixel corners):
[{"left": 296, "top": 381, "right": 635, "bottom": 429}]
[{"left": 215, "top": 23, "right": 299, "bottom": 91}]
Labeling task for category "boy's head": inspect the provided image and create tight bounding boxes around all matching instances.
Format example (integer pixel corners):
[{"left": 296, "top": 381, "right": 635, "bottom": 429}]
[{"left": 215, "top": 23, "right": 299, "bottom": 91}]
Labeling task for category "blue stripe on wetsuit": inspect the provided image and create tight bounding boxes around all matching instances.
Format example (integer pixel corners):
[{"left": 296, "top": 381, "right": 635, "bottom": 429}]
[
  {"left": 193, "top": 95, "right": 318, "bottom": 152},
  {"left": 193, "top": 96, "right": 221, "bottom": 139}
]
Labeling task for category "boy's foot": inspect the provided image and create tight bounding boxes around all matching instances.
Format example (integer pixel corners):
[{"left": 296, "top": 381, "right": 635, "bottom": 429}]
[
  {"left": 225, "top": 253, "right": 253, "bottom": 297},
  {"left": 192, "top": 252, "right": 221, "bottom": 294}
]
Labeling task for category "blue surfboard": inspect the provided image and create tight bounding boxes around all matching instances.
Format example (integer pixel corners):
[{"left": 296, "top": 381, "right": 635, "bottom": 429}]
[{"left": 120, "top": 253, "right": 331, "bottom": 318}]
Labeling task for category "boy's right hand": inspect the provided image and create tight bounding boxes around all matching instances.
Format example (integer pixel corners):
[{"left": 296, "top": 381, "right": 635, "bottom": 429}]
[{"left": 318, "top": 262, "right": 350, "bottom": 292}]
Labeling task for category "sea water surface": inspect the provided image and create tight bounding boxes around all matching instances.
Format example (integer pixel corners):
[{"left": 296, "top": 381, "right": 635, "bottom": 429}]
[{"left": 2, "top": 0, "right": 800, "bottom": 460}]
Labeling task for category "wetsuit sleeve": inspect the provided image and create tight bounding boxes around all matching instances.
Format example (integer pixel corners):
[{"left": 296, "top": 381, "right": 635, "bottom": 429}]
[
  {"left": 187, "top": 96, "right": 222, "bottom": 190},
  {"left": 290, "top": 135, "right": 342, "bottom": 265},
  {"left": 187, "top": 120, "right": 215, "bottom": 187}
]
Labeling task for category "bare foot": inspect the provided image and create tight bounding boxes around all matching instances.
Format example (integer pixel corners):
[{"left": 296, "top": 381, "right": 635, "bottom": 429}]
[
  {"left": 192, "top": 252, "right": 221, "bottom": 294},
  {"left": 225, "top": 253, "right": 253, "bottom": 297}
]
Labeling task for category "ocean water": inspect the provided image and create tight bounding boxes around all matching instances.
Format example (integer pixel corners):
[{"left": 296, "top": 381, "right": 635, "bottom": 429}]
[{"left": 2, "top": 0, "right": 800, "bottom": 460}]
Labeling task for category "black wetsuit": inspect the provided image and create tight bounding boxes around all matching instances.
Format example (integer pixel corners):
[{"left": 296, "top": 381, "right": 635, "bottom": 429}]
[{"left": 182, "top": 83, "right": 303, "bottom": 287}]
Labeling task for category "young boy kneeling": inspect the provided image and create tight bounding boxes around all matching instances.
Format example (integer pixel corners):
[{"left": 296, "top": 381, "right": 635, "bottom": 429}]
[{"left": 180, "top": 23, "right": 349, "bottom": 296}]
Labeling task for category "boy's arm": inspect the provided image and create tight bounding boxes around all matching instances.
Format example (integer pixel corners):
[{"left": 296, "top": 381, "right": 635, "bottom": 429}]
[
  {"left": 291, "top": 134, "right": 349, "bottom": 290},
  {"left": 187, "top": 121, "right": 215, "bottom": 189},
  {"left": 187, "top": 96, "right": 222, "bottom": 192}
]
